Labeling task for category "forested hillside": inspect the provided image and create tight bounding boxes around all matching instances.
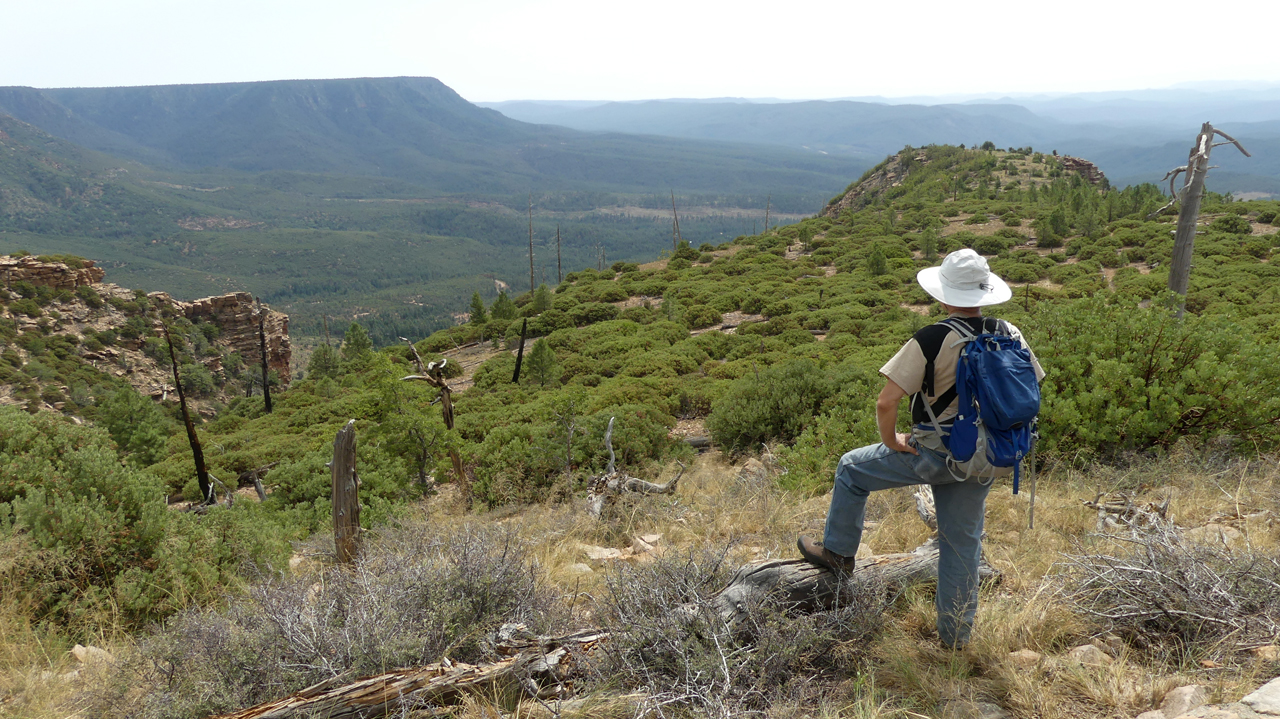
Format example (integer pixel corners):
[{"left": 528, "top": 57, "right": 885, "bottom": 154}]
[
  {"left": 3, "top": 144, "right": 1280, "bottom": 719},
  {"left": 1, "top": 80, "right": 871, "bottom": 344}
]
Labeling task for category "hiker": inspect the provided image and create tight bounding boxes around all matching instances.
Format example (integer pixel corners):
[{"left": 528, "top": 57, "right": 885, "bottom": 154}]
[{"left": 798, "top": 248, "right": 1044, "bottom": 649}]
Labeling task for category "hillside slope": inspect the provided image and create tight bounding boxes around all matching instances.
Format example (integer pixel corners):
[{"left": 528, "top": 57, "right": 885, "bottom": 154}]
[{"left": 1, "top": 78, "right": 867, "bottom": 196}]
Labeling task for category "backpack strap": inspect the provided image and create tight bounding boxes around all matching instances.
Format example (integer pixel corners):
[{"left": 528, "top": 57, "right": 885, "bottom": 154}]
[{"left": 920, "top": 318, "right": 976, "bottom": 435}]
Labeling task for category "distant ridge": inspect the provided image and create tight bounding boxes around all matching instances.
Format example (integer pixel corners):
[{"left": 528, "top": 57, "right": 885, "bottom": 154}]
[{"left": 0, "top": 77, "right": 868, "bottom": 196}]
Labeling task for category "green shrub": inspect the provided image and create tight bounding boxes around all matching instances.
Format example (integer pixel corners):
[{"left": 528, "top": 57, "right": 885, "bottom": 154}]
[
  {"left": 1209, "top": 214, "right": 1252, "bottom": 235},
  {"left": 706, "top": 359, "right": 834, "bottom": 450},
  {"left": 684, "top": 304, "right": 722, "bottom": 329},
  {"left": 0, "top": 408, "right": 288, "bottom": 632},
  {"left": 8, "top": 298, "right": 41, "bottom": 317},
  {"left": 568, "top": 302, "right": 620, "bottom": 326}
]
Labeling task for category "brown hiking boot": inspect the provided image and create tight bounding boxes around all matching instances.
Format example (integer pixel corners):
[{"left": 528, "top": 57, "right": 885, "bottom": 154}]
[{"left": 797, "top": 535, "right": 857, "bottom": 574}]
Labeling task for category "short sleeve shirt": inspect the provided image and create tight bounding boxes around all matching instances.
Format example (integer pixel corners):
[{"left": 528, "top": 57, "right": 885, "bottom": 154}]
[{"left": 880, "top": 314, "right": 1045, "bottom": 431}]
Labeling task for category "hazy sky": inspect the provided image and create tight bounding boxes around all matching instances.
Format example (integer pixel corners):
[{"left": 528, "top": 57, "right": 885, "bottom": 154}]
[{"left": 4, "top": 0, "right": 1278, "bottom": 102}]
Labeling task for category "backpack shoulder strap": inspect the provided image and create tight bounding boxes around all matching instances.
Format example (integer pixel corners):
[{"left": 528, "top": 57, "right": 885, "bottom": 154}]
[{"left": 918, "top": 318, "right": 972, "bottom": 430}]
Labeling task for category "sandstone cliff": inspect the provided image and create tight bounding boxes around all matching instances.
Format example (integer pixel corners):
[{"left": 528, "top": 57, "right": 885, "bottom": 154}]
[{"left": 1, "top": 254, "right": 291, "bottom": 414}]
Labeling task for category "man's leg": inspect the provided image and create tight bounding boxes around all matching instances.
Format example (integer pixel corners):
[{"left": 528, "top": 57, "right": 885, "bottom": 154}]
[
  {"left": 822, "top": 442, "right": 935, "bottom": 558},
  {"left": 931, "top": 479, "right": 992, "bottom": 648}
]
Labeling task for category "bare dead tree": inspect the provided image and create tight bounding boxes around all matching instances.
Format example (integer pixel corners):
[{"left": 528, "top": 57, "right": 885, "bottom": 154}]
[
  {"left": 256, "top": 298, "right": 272, "bottom": 413},
  {"left": 512, "top": 318, "right": 528, "bottom": 383},
  {"left": 556, "top": 224, "right": 562, "bottom": 284},
  {"left": 586, "top": 417, "right": 684, "bottom": 518},
  {"left": 1150, "top": 122, "right": 1251, "bottom": 317},
  {"left": 162, "top": 323, "right": 213, "bottom": 504},
  {"left": 400, "top": 339, "right": 465, "bottom": 484},
  {"left": 528, "top": 193, "right": 535, "bottom": 294},
  {"left": 322, "top": 314, "right": 330, "bottom": 346},
  {"left": 331, "top": 420, "right": 360, "bottom": 565},
  {"left": 670, "top": 190, "right": 683, "bottom": 251},
  {"left": 763, "top": 194, "right": 771, "bottom": 233}
]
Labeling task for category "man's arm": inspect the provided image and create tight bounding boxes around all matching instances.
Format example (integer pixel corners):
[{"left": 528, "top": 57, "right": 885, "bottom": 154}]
[{"left": 876, "top": 378, "right": 918, "bottom": 455}]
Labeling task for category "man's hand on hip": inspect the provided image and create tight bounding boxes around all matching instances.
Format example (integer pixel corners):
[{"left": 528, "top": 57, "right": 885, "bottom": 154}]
[{"left": 884, "top": 432, "right": 919, "bottom": 455}]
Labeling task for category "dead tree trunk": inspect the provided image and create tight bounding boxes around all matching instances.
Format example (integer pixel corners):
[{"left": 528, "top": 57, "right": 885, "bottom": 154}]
[
  {"left": 162, "top": 323, "right": 213, "bottom": 504},
  {"left": 511, "top": 318, "right": 528, "bottom": 383},
  {"left": 400, "top": 341, "right": 465, "bottom": 484},
  {"left": 256, "top": 299, "right": 272, "bottom": 413},
  {"left": 331, "top": 420, "right": 360, "bottom": 565},
  {"left": 1153, "top": 122, "right": 1251, "bottom": 318},
  {"left": 670, "top": 190, "right": 683, "bottom": 251},
  {"left": 528, "top": 194, "right": 535, "bottom": 294},
  {"left": 556, "top": 225, "right": 562, "bottom": 284}
]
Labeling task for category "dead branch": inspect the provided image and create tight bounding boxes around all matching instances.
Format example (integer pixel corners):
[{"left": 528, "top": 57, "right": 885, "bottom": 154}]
[
  {"left": 210, "top": 627, "right": 609, "bottom": 719},
  {"left": 1082, "top": 491, "right": 1169, "bottom": 531},
  {"left": 586, "top": 418, "right": 684, "bottom": 518}
]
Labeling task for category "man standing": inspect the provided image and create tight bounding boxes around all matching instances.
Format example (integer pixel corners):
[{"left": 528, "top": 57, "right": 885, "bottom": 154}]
[{"left": 797, "top": 248, "right": 1044, "bottom": 649}]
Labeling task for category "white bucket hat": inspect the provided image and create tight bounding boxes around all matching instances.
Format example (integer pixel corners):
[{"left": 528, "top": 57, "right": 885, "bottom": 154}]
[{"left": 916, "top": 249, "right": 1012, "bottom": 307}]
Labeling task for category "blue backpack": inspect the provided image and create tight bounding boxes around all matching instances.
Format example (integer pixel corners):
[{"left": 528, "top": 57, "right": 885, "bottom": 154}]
[{"left": 921, "top": 318, "right": 1040, "bottom": 493}]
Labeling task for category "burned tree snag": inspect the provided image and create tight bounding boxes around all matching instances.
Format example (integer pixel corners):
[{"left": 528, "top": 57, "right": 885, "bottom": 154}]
[
  {"left": 528, "top": 194, "right": 535, "bottom": 294},
  {"left": 256, "top": 298, "right": 272, "bottom": 413},
  {"left": 1152, "top": 122, "right": 1251, "bottom": 317},
  {"left": 586, "top": 417, "right": 684, "bottom": 518},
  {"left": 162, "top": 323, "right": 212, "bottom": 504},
  {"left": 512, "top": 318, "right": 528, "bottom": 383},
  {"left": 400, "top": 340, "right": 466, "bottom": 484},
  {"left": 556, "top": 225, "right": 563, "bottom": 284},
  {"left": 331, "top": 420, "right": 360, "bottom": 565}
]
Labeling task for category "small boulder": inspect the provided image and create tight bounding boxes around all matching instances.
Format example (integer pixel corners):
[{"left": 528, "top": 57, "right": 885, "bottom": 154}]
[
  {"left": 1241, "top": 675, "right": 1280, "bottom": 715},
  {"left": 1067, "top": 643, "right": 1113, "bottom": 667},
  {"left": 1134, "top": 711, "right": 1165, "bottom": 719},
  {"left": 1161, "top": 685, "right": 1208, "bottom": 718},
  {"left": 639, "top": 533, "right": 662, "bottom": 546},
  {"left": 1249, "top": 646, "right": 1280, "bottom": 661},
  {"left": 580, "top": 544, "right": 622, "bottom": 561},
  {"left": 71, "top": 644, "right": 112, "bottom": 665},
  {"left": 565, "top": 563, "right": 594, "bottom": 575},
  {"left": 1008, "top": 649, "right": 1043, "bottom": 668},
  {"left": 630, "top": 537, "right": 655, "bottom": 554}
]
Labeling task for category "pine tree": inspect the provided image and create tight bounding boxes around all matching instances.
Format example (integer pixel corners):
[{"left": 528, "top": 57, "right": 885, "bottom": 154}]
[
  {"left": 469, "top": 291, "right": 488, "bottom": 324},
  {"left": 921, "top": 227, "right": 938, "bottom": 262},
  {"left": 868, "top": 244, "right": 888, "bottom": 276},
  {"left": 524, "top": 338, "right": 558, "bottom": 387},
  {"left": 308, "top": 343, "right": 340, "bottom": 379},
  {"left": 531, "top": 283, "right": 553, "bottom": 313},
  {"left": 490, "top": 291, "right": 517, "bottom": 320},
  {"left": 341, "top": 322, "right": 373, "bottom": 360}
]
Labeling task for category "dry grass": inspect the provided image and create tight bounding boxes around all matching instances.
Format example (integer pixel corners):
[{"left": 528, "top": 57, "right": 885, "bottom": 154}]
[{"left": 3, "top": 451, "right": 1278, "bottom": 718}]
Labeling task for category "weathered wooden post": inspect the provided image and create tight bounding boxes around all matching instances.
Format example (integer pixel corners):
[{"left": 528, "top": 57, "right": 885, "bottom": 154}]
[
  {"left": 1153, "top": 122, "right": 1250, "bottom": 317},
  {"left": 331, "top": 419, "right": 360, "bottom": 565}
]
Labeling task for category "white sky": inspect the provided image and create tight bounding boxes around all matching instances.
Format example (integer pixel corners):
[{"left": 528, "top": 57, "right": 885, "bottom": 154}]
[{"left": 3, "top": 0, "right": 1278, "bottom": 102}]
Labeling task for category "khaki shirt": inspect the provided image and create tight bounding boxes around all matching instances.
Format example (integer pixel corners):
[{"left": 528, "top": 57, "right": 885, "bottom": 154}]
[{"left": 880, "top": 314, "right": 1044, "bottom": 444}]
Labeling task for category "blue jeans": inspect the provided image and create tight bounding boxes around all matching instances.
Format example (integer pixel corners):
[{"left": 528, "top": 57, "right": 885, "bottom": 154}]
[{"left": 823, "top": 441, "right": 991, "bottom": 648}]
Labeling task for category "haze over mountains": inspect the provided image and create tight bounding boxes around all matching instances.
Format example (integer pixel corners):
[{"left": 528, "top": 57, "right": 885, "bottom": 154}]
[{"left": 483, "top": 86, "right": 1280, "bottom": 196}]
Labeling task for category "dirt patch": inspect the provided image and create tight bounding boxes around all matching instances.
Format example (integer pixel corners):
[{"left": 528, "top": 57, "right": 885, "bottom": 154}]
[
  {"left": 669, "top": 418, "right": 707, "bottom": 440},
  {"left": 900, "top": 304, "right": 931, "bottom": 316},
  {"left": 692, "top": 311, "right": 764, "bottom": 337},
  {"left": 440, "top": 342, "right": 506, "bottom": 394},
  {"left": 612, "top": 295, "right": 664, "bottom": 311}
]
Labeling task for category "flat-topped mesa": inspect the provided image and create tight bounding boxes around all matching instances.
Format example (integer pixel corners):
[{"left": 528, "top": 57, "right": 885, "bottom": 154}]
[
  {"left": 0, "top": 255, "right": 105, "bottom": 288},
  {"left": 156, "top": 291, "right": 292, "bottom": 386}
]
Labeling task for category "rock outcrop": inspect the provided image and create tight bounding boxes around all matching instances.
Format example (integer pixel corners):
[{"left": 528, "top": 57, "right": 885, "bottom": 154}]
[
  {"left": 822, "top": 150, "right": 929, "bottom": 218},
  {"left": 0, "top": 255, "right": 105, "bottom": 289},
  {"left": 177, "top": 292, "right": 291, "bottom": 386},
  {"left": 1060, "top": 156, "right": 1107, "bottom": 185}
]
